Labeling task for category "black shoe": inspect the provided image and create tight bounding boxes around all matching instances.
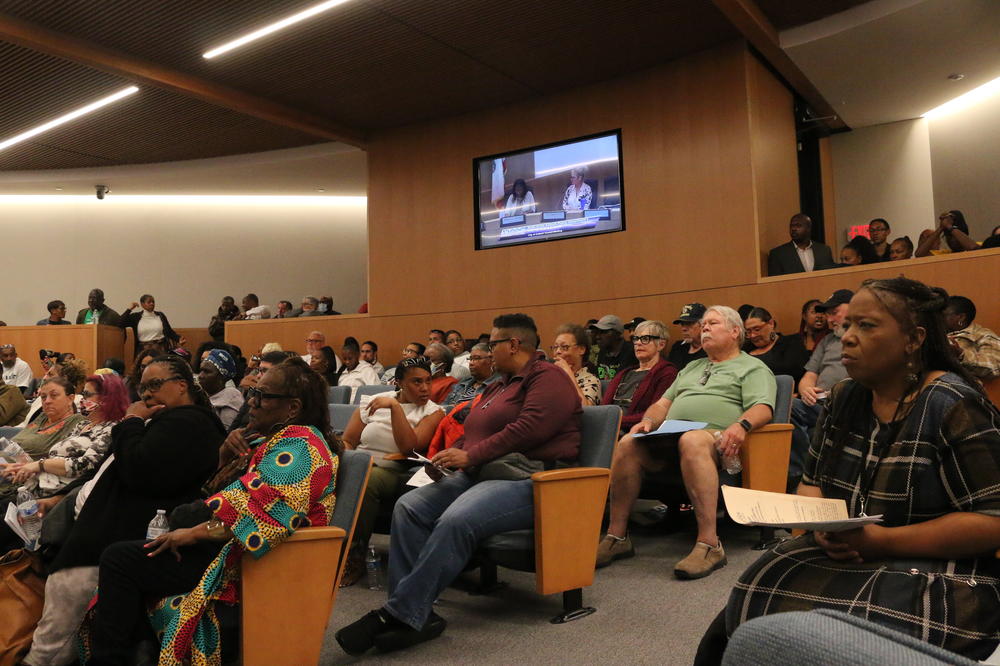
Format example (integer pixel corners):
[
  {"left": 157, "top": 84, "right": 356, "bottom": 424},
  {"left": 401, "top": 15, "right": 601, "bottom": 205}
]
[
  {"left": 374, "top": 612, "right": 447, "bottom": 653},
  {"left": 335, "top": 609, "right": 402, "bottom": 656}
]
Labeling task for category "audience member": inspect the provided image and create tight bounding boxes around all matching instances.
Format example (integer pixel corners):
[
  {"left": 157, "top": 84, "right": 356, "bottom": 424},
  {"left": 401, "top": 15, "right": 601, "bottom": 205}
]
[
  {"left": 238, "top": 293, "right": 271, "bottom": 320},
  {"left": 982, "top": 225, "right": 1000, "bottom": 249},
  {"left": 0, "top": 375, "right": 128, "bottom": 551},
  {"left": 428, "top": 329, "right": 446, "bottom": 345},
  {"left": 319, "top": 296, "right": 339, "bottom": 314},
  {"left": 591, "top": 315, "right": 637, "bottom": 380},
  {"left": 120, "top": 294, "right": 179, "bottom": 359},
  {"left": 337, "top": 313, "right": 581, "bottom": 654},
  {"left": 841, "top": 235, "right": 879, "bottom": 265},
  {"left": 667, "top": 303, "right": 708, "bottom": 370},
  {"left": 197, "top": 349, "right": 245, "bottom": 429},
  {"left": 425, "top": 342, "right": 460, "bottom": 402},
  {"left": 0, "top": 377, "right": 87, "bottom": 505},
  {"left": 916, "top": 210, "right": 979, "bottom": 257},
  {"left": 744, "top": 307, "right": 810, "bottom": 385},
  {"left": 383, "top": 342, "right": 426, "bottom": 384},
  {"left": 500, "top": 178, "right": 536, "bottom": 218},
  {"left": 623, "top": 317, "right": 646, "bottom": 342},
  {"left": 274, "top": 300, "right": 293, "bottom": 318},
  {"left": 798, "top": 299, "right": 828, "bottom": 352},
  {"left": 736, "top": 304, "right": 754, "bottom": 323},
  {"left": 310, "top": 345, "right": 342, "bottom": 387},
  {"left": 37, "top": 300, "right": 70, "bottom": 326},
  {"left": 127, "top": 348, "right": 159, "bottom": 402},
  {"left": 561, "top": 166, "right": 593, "bottom": 211},
  {"left": 944, "top": 295, "right": 1000, "bottom": 380},
  {"left": 767, "top": 213, "right": 836, "bottom": 275},
  {"left": 302, "top": 330, "right": 341, "bottom": 370},
  {"left": 889, "top": 235, "right": 914, "bottom": 261},
  {"left": 75, "top": 288, "right": 122, "bottom": 326},
  {"left": 340, "top": 358, "right": 444, "bottom": 586},
  {"left": 208, "top": 296, "right": 239, "bottom": 341},
  {"left": 80, "top": 358, "right": 337, "bottom": 664},
  {"left": 598, "top": 306, "right": 775, "bottom": 579},
  {"left": 867, "top": 218, "right": 891, "bottom": 261},
  {"left": 1, "top": 344, "right": 33, "bottom": 392},
  {"left": 294, "top": 295, "right": 320, "bottom": 317},
  {"left": 100, "top": 357, "right": 126, "bottom": 377},
  {"left": 445, "top": 330, "right": 470, "bottom": 370},
  {"left": 0, "top": 376, "right": 27, "bottom": 427},
  {"left": 601, "top": 320, "right": 678, "bottom": 433},
  {"left": 361, "top": 340, "right": 385, "bottom": 376},
  {"left": 19, "top": 357, "right": 88, "bottom": 426},
  {"left": 551, "top": 323, "right": 602, "bottom": 406},
  {"left": 790, "top": 289, "right": 851, "bottom": 482},
  {"left": 441, "top": 343, "right": 498, "bottom": 410},
  {"left": 229, "top": 350, "right": 288, "bottom": 432},
  {"left": 699, "top": 278, "right": 1000, "bottom": 664},
  {"left": 338, "top": 337, "right": 382, "bottom": 400}
]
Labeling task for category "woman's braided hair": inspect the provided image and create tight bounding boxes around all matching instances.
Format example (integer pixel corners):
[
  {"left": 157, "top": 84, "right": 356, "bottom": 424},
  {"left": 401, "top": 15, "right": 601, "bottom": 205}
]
[{"left": 149, "top": 354, "right": 212, "bottom": 408}]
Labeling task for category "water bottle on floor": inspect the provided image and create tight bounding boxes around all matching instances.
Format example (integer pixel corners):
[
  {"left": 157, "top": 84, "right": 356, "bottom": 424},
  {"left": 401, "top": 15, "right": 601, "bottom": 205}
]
[
  {"left": 146, "top": 509, "right": 169, "bottom": 540},
  {"left": 366, "top": 546, "right": 382, "bottom": 591},
  {"left": 17, "top": 488, "right": 42, "bottom": 551}
]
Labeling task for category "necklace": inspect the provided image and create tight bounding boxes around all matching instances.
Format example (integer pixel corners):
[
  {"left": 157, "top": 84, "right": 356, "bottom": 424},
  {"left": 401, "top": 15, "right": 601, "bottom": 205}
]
[{"left": 856, "top": 378, "right": 921, "bottom": 517}]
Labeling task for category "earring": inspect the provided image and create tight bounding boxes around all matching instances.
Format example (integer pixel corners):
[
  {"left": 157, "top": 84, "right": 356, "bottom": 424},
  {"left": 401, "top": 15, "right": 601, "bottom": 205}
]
[
  {"left": 769, "top": 332, "right": 777, "bottom": 342},
  {"left": 905, "top": 359, "right": 918, "bottom": 385}
]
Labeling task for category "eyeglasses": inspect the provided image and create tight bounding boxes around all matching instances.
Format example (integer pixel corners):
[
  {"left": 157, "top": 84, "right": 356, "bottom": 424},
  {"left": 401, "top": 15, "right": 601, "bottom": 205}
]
[
  {"left": 80, "top": 390, "right": 98, "bottom": 399},
  {"left": 631, "top": 335, "right": 662, "bottom": 345},
  {"left": 305, "top": 338, "right": 322, "bottom": 344},
  {"left": 468, "top": 355, "right": 492, "bottom": 362},
  {"left": 488, "top": 338, "right": 513, "bottom": 351},
  {"left": 246, "top": 386, "right": 294, "bottom": 406},
  {"left": 549, "top": 344, "right": 575, "bottom": 353},
  {"left": 138, "top": 376, "right": 183, "bottom": 394}
]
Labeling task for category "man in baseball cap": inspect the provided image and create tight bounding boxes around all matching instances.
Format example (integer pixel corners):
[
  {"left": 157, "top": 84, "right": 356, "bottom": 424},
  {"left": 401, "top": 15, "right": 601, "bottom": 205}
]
[
  {"left": 590, "top": 315, "right": 635, "bottom": 380},
  {"left": 668, "top": 303, "right": 708, "bottom": 370},
  {"left": 814, "top": 289, "right": 853, "bottom": 313},
  {"left": 623, "top": 317, "right": 646, "bottom": 342}
]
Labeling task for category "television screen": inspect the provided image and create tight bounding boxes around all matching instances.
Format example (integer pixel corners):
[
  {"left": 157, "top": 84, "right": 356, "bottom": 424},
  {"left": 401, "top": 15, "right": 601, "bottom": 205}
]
[{"left": 474, "top": 130, "right": 625, "bottom": 250}]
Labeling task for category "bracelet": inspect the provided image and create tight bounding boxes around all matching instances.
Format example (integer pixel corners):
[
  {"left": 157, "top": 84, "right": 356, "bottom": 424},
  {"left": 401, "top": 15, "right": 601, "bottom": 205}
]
[{"left": 36, "top": 460, "right": 44, "bottom": 474}]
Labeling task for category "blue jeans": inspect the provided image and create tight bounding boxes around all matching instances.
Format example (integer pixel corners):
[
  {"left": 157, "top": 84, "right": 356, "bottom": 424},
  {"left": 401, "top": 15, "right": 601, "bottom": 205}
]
[
  {"left": 383, "top": 471, "right": 534, "bottom": 629},
  {"left": 790, "top": 399, "right": 823, "bottom": 478}
]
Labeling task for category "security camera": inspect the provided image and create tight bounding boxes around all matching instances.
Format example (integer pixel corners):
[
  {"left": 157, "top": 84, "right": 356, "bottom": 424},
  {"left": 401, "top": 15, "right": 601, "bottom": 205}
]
[{"left": 95, "top": 185, "right": 109, "bottom": 200}]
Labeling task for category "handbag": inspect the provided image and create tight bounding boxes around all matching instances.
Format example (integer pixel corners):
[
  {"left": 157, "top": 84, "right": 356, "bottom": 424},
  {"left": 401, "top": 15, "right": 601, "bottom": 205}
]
[
  {"left": 476, "top": 453, "right": 545, "bottom": 482},
  {"left": 0, "top": 549, "right": 46, "bottom": 666}
]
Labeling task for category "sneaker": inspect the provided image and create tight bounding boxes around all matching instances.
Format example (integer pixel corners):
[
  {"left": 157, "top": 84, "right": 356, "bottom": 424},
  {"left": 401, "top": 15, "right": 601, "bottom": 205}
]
[
  {"left": 595, "top": 534, "right": 634, "bottom": 568},
  {"left": 374, "top": 612, "right": 447, "bottom": 653},
  {"left": 335, "top": 609, "right": 403, "bottom": 655},
  {"left": 674, "top": 541, "right": 727, "bottom": 579}
]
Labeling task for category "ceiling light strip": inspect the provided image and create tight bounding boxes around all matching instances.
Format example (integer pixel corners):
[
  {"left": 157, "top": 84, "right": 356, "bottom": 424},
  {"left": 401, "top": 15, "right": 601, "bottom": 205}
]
[
  {"left": 0, "top": 86, "right": 139, "bottom": 152},
  {"left": 923, "top": 75, "right": 1000, "bottom": 119},
  {"left": 203, "top": 0, "right": 353, "bottom": 59}
]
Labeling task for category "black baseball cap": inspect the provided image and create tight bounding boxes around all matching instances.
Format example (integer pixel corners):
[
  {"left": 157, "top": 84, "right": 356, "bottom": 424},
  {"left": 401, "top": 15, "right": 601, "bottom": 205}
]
[
  {"left": 673, "top": 303, "right": 706, "bottom": 324},
  {"left": 815, "top": 289, "right": 854, "bottom": 312},
  {"left": 624, "top": 317, "right": 646, "bottom": 331}
]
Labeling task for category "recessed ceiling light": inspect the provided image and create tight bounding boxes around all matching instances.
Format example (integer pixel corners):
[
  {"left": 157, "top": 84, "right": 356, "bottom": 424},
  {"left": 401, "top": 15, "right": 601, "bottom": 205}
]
[
  {"left": 947, "top": 73, "right": 965, "bottom": 81},
  {"left": 203, "top": 0, "right": 354, "bottom": 59},
  {"left": 0, "top": 86, "right": 139, "bottom": 152},
  {"left": 316, "top": 188, "right": 326, "bottom": 192},
  {"left": 924, "top": 75, "right": 1000, "bottom": 119},
  {"left": 54, "top": 187, "right": 63, "bottom": 191}
]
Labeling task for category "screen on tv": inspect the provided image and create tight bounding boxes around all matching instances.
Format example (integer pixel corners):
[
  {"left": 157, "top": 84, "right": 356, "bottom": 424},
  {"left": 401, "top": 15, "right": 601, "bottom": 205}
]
[{"left": 474, "top": 130, "right": 625, "bottom": 250}]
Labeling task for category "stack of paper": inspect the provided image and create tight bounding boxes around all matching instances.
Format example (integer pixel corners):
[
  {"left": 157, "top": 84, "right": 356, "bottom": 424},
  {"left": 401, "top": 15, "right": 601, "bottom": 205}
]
[{"left": 721, "top": 485, "right": 882, "bottom": 532}]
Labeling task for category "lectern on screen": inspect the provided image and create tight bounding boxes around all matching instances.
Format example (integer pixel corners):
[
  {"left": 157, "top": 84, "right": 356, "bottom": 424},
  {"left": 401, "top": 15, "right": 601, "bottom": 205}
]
[{"left": 474, "top": 130, "right": 625, "bottom": 250}]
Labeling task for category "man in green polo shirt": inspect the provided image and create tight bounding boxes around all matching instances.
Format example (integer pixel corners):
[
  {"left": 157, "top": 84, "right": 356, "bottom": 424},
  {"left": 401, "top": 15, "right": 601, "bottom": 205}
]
[{"left": 597, "top": 305, "right": 776, "bottom": 579}]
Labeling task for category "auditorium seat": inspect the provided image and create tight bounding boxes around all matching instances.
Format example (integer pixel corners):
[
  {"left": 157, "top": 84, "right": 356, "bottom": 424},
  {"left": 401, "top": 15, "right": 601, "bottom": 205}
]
[
  {"left": 328, "top": 385, "right": 351, "bottom": 404},
  {"left": 328, "top": 403, "right": 355, "bottom": 435},
  {"left": 239, "top": 450, "right": 371, "bottom": 665},
  {"left": 0, "top": 426, "right": 23, "bottom": 439},
  {"left": 477, "top": 405, "right": 621, "bottom": 623},
  {"left": 353, "top": 384, "right": 390, "bottom": 404}
]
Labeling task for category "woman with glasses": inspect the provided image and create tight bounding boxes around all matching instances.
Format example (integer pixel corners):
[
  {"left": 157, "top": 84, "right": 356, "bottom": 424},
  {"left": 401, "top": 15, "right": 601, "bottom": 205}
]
[
  {"left": 79, "top": 357, "right": 339, "bottom": 664},
  {"left": 338, "top": 358, "right": 444, "bottom": 586},
  {"left": 743, "top": 307, "right": 809, "bottom": 386},
  {"left": 601, "top": 320, "right": 678, "bottom": 434},
  {"left": 551, "top": 323, "right": 601, "bottom": 406},
  {"left": 382, "top": 342, "right": 426, "bottom": 385},
  {"left": 21, "top": 356, "right": 223, "bottom": 666}
]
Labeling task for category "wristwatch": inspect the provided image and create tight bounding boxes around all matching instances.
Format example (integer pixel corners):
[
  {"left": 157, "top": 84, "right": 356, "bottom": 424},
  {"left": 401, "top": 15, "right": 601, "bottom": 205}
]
[{"left": 737, "top": 418, "right": 752, "bottom": 433}]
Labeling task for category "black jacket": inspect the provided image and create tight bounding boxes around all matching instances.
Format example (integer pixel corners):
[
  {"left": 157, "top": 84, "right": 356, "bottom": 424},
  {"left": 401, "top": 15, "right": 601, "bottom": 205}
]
[
  {"left": 120, "top": 308, "right": 179, "bottom": 355},
  {"left": 49, "top": 404, "right": 223, "bottom": 572},
  {"left": 767, "top": 241, "right": 836, "bottom": 276}
]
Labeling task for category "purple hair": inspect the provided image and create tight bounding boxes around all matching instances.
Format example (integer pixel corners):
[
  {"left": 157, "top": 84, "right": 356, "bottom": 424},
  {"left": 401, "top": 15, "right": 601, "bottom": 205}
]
[{"left": 87, "top": 373, "right": 130, "bottom": 422}]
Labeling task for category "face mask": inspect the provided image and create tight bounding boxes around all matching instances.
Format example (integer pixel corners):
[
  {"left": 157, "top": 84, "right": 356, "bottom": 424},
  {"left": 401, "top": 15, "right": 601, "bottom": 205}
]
[
  {"left": 317, "top": 303, "right": 328, "bottom": 313},
  {"left": 80, "top": 399, "right": 99, "bottom": 416}
]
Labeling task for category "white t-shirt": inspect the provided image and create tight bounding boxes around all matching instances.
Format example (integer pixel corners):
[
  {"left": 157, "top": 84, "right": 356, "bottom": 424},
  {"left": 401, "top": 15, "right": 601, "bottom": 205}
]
[
  {"left": 137, "top": 310, "right": 164, "bottom": 342},
  {"left": 244, "top": 305, "right": 272, "bottom": 320},
  {"left": 338, "top": 361, "right": 382, "bottom": 401},
  {"left": 357, "top": 392, "right": 441, "bottom": 468},
  {"left": 452, "top": 352, "right": 470, "bottom": 369},
  {"left": 2, "top": 358, "right": 33, "bottom": 388}
]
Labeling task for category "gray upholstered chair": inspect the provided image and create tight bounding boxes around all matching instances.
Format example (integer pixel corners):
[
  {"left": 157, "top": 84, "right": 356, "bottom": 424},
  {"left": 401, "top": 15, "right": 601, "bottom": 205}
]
[
  {"left": 352, "top": 384, "right": 391, "bottom": 404},
  {"left": 327, "top": 385, "right": 351, "bottom": 404},
  {"left": 328, "top": 403, "right": 356, "bottom": 435}
]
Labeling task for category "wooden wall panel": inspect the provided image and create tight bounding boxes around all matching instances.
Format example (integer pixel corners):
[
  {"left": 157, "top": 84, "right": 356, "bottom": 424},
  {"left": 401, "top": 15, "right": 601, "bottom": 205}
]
[
  {"left": 819, "top": 136, "right": 837, "bottom": 249},
  {"left": 228, "top": 250, "right": 1000, "bottom": 369},
  {"left": 746, "top": 53, "right": 800, "bottom": 276},
  {"left": 0, "top": 325, "right": 121, "bottom": 377},
  {"left": 366, "top": 42, "right": 760, "bottom": 317}
]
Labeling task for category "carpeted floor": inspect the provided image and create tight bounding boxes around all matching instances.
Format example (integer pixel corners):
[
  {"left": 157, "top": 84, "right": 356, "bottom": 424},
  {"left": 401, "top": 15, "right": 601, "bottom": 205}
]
[{"left": 320, "top": 516, "right": 775, "bottom": 665}]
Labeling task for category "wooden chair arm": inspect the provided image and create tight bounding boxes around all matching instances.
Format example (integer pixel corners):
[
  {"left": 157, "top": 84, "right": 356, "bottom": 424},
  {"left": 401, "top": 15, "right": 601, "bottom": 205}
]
[
  {"left": 383, "top": 453, "right": 407, "bottom": 461},
  {"left": 754, "top": 423, "right": 794, "bottom": 433},
  {"left": 531, "top": 468, "right": 609, "bottom": 595},
  {"left": 531, "top": 467, "right": 609, "bottom": 483},
  {"left": 285, "top": 526, "right": 346, "bottom": 542},
  {"left": 740, "top": 423, "right": 793, "bottom": 495}
]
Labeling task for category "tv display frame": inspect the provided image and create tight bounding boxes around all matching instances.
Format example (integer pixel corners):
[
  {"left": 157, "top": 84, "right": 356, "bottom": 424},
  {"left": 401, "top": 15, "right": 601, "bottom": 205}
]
[{"left": 473, "top": 129, "right": 626, "bottom": 251}]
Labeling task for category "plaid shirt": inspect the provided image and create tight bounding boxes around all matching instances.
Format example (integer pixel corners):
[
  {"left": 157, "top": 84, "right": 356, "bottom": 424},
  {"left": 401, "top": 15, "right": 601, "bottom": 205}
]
[{"left": 951, "top": 323, "right": 1000, "bottom": 379}]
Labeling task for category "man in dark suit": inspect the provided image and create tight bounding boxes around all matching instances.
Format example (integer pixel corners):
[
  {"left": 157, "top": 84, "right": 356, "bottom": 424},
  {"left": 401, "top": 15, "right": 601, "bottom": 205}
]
[
  {"left": 767, "top": 214, "right": 835, "bottom": 276},
  {"left": 75, "top": 288, "right": 122, "bottom": 326}
]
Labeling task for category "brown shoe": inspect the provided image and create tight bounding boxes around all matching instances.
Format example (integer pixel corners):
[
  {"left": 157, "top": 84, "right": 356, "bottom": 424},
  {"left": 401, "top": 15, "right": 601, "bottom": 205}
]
[
  {"left": 596, "top": 534, "right": 635, "bottom": 568},
  {"left": 674, "top": 541, "right": 727, "bottom": 579},
  {"left": 339, "top": 552, "right": 365, "bottom": 588}
]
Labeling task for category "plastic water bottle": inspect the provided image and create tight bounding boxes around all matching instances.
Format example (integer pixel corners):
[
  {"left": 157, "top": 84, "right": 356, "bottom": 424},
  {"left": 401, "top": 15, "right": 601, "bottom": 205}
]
[
  {"left": 16, "top": 489, "right": 42, "bottom": 551},
  {"left": 146, "top": 509, "right": 169, "bottom": 540},
  {"left": 715, "top": 432, "right": 742, "bottom": 475},
  {"left": 0, "top": 438, "right": 31, "bottom": 464},
  {"left": 365, "top": 546, "right": 382, "bottom": 591}
]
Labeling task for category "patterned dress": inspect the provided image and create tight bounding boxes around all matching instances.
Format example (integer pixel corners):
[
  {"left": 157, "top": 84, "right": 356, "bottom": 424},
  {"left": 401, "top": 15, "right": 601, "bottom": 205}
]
[
  {"left": 144, "top": 424, "right": 335, "bottom": 665},
  {"left": 727, "top": 374, "right": 1000, "bottom": 659}
]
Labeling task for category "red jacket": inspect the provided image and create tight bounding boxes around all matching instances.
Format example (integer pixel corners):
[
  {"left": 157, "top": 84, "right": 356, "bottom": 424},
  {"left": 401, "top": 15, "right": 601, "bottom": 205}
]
[{"left": 601, "top": 358, "right": 678, "bottom": 431}]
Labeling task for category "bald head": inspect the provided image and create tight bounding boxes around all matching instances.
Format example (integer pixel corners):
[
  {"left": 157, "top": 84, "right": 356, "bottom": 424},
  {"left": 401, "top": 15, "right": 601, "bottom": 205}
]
[{"left": 789, "top": 214, "right": 812, "bottom": 245}]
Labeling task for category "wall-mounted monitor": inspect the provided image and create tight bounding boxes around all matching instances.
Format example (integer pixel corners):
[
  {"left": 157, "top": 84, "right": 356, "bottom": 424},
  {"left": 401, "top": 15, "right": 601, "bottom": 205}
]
[{"left": 473, "top": 130, "right": 625, "bottom": 250}]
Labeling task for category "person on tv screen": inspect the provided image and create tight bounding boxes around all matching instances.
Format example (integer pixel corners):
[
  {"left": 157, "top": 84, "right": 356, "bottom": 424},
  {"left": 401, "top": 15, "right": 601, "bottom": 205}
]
[
  {"left": 561, "top": 166, "right": 593, "bottom": 211},
  {"left": 499, "top": 178, "right": 536, "bottom": 218}
]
